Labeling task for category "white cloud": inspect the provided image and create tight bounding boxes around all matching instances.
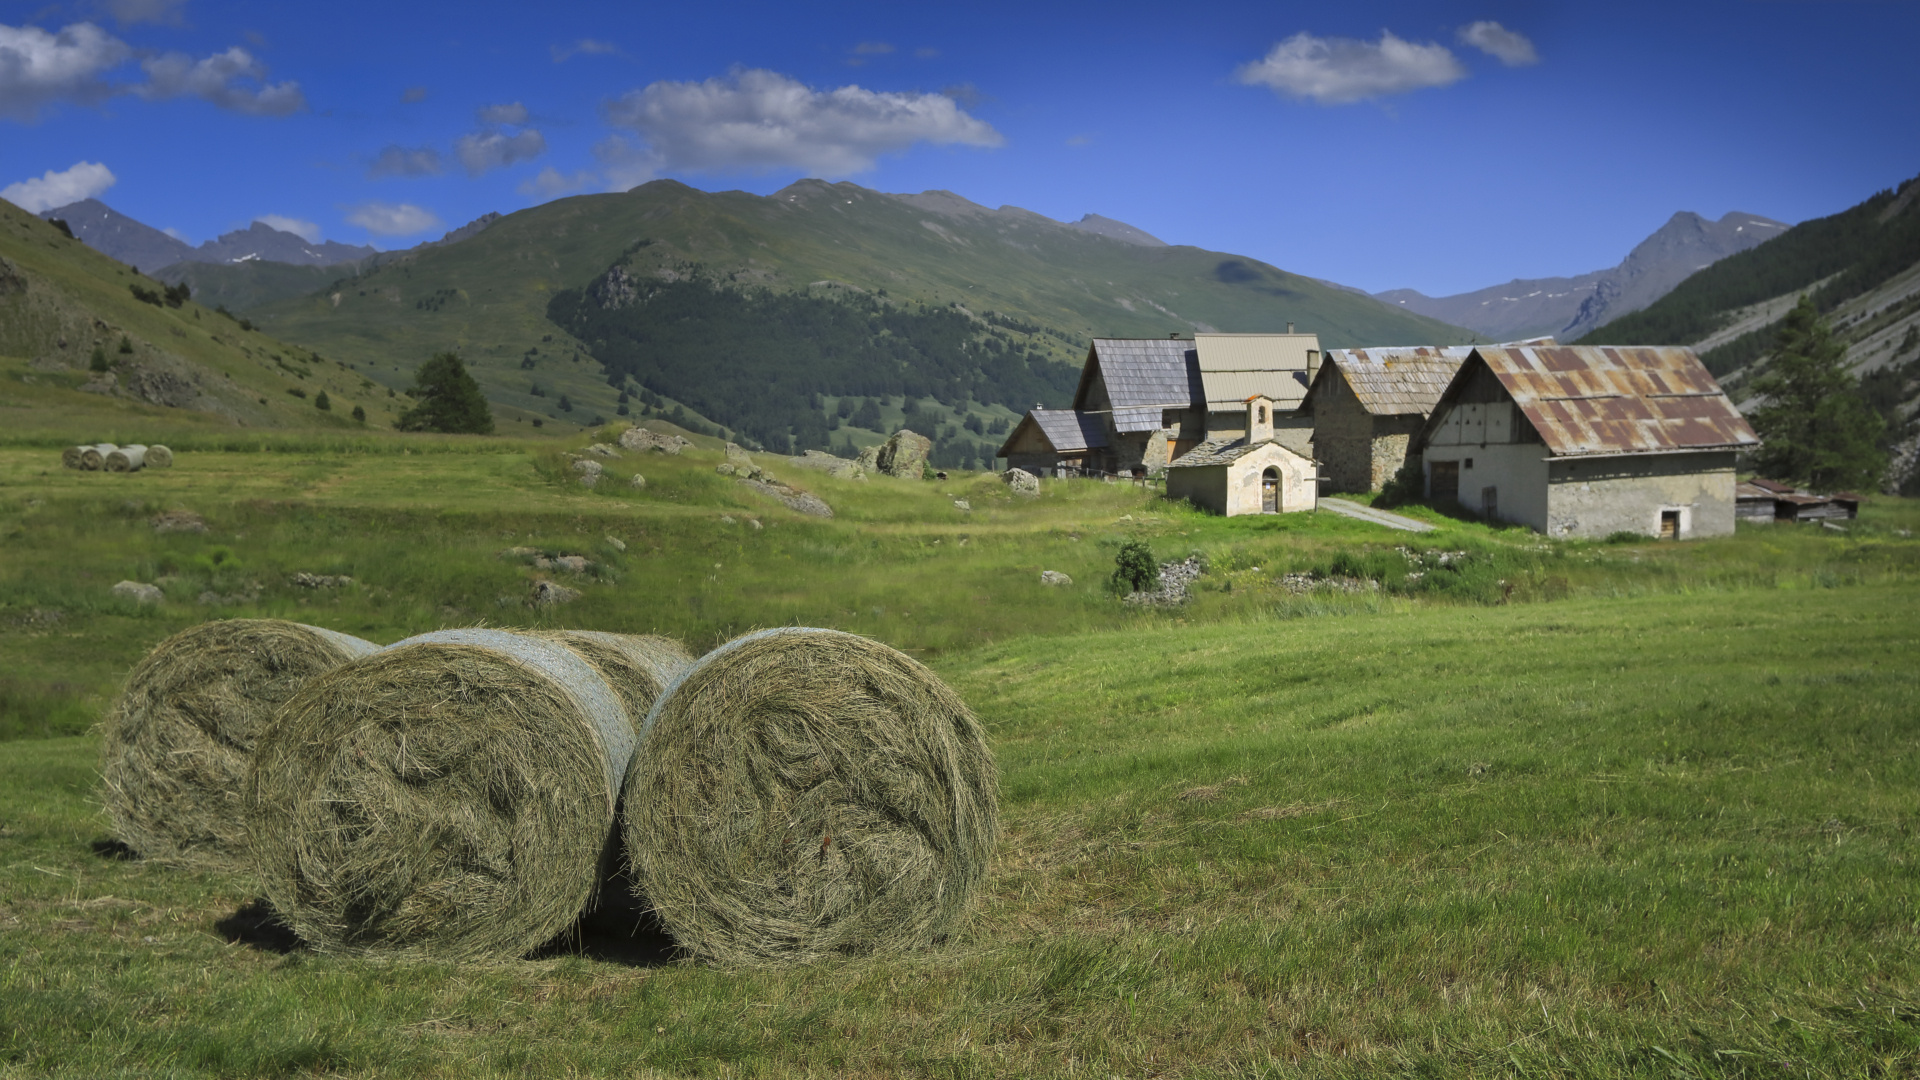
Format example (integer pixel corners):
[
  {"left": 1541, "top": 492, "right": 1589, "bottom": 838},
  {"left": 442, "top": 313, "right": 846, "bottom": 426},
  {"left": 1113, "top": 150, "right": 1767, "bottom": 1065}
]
[
  {"left": 1, "top": 160, "right": 116, "bottom": 212},
  {"left": 97, "top": 0, "right": 186, "bottom": 26},
  {"left": 368, "top": 144, "right": 442, "bottom": 178},
  {"left": 137, "top": 46, "right": 305, "bottom": 115},
  {"left": 1236, "top": 30, "right": 1466, "bottom": 105},
  {"left": 455, "top": 128, "right": 546, "bottom": 175},
  {"left": 602, "top": 67, "right": 1003, "bottom": 176},
  {"left": 1459, "top": 21, "right": 1539, "bottom": 67},
  {"left": 550, "top": 38, "right": 616, "bottom": 62},
  {"left": 476, "top": 101, "right": 528, "bottom": 126},
  {"left": 162, "top": 225, "right": 188, "bottom": 241},
  {"left": 345, "top": 201, "right": 440, "bottom": 237},
  {"left": 254, "top": 214, "right": 319, "bottom": 241},
  {"left": 518, "top": 166, "right": 594, "bottom": 199},
  {"left": 0, "top": 22, "right": 131, "bottom": 120}
]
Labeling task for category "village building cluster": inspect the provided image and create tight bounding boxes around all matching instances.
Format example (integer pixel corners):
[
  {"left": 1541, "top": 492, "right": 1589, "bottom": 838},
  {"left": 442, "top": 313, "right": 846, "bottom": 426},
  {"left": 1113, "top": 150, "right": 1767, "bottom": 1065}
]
[{"left": 998, "top": 330, "right": 1777, "bottom": 540}]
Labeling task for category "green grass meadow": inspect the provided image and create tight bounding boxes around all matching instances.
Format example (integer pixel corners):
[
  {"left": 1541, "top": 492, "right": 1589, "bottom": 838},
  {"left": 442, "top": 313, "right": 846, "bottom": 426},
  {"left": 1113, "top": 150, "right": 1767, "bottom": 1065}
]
[{"left": 2, "top": 429, "right": 1917, "bottom": 1077}]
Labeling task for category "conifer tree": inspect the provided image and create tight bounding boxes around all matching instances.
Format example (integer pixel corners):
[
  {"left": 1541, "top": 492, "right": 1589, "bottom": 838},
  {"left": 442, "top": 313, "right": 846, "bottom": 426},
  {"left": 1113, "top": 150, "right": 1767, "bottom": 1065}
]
[
  {"left": 396, "top": 352, "right": 494, "bottom": 434},
  {"left": 1748, "top": 296, "right": 1884, "bottom": 491}
]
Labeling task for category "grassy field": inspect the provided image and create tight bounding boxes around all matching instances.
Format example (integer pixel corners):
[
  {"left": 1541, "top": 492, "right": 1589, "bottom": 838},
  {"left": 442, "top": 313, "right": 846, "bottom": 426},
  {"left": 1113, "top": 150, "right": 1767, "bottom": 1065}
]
[{"left": 2, "top": 429, "right": 1917, "bottom": 1077}]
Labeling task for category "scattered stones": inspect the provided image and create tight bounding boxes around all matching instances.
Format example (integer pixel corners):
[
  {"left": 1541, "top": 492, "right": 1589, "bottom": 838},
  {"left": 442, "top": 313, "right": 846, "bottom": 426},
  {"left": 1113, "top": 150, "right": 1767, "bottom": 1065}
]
[
  {"left": 856, "top": 443, "right": 882, "bottom": 471},
  {"left": 530, "top": 580, "right": 581, "bottom": 606},
  {"left": 585, "top": 442, "right": 622, "bottom": 458},
  {"left": 111, "top": 580, "right": 163, "bottom": 605},
  {"left": 288, "top": 572, "right": 352, "bottom": 589},
  {"left": 498, "top": 546, "right": 539, "bottom": 559},
  {"left": 150, "top": 509, "right": 207, "bottom": 534},
  {"left": 617, "top": 427, "right": 690, "bottom": 454},
  {"left": 1003, "top": 468, "right": 1040, "bottom": 496},
  {"left": 537, "top": 555, "right": 592, "bottom": 573},
  {"left": 604, "top": 535, "right": 627, "bottom": 551},
  {"left": 715, "top": 463, "right": 736, "bottom": 476},
  {"left": 1040, "top": 570, "right": 1072, "bottom": 587},
  {"left": 874, "top": 429, "right": 933, "bottom": 478},
  {"left": 789, "top": 449, "right": 867, "bottom": 479},
  {"left": 737, "top": 478, "right": 833, "bottom": 518},
  {"left": 1123, "top": 555, "right": 1204, "bottom": 606},
  {"left": 571, "top": 459, "right": 603, "bottom": 487},
  {"left": 953, "top": 499, "right": 971, "bottom": 511},
  {"left": 747, "top": 518, "right": 762, "bottom": 530},
  {"left": 725, "top": 442, "right": 754, "bottom": 466},
  {"left": 721, "top": 515, "right": 737, "bottom": 524},
  {"left": 627, "top": 473, "right": 647, "bottom": 489}
]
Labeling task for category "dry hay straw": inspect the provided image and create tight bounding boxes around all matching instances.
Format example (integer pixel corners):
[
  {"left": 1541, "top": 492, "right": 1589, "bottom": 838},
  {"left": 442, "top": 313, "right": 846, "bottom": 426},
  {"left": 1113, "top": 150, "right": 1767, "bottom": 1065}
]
[
  {"left": 146, "top": 444, "right": 174, "bottom": 468},
  {"left": 98, "top": 619, "right": 378, "bottom": 867},
  {"left": 246, "top": 628, "right": 686, "bottom": 960},
  {"left": 624, "top": 627, "right": 999, "bottom": 967},
  {"left": 105, "top": 444, "right": 147, "bottom": 472},
  {"left": 61, "top": 445, "right": 87, "bottom": 469},
  {"left": 78, "top": 443, "right": 117, "bottom": 471}
]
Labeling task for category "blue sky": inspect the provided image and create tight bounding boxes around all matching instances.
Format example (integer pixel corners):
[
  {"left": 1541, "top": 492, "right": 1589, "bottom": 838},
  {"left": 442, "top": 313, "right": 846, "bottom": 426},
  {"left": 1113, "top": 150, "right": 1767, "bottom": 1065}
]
[{"left": 2, "top": 0, "right": 1915, "bottom": 296}]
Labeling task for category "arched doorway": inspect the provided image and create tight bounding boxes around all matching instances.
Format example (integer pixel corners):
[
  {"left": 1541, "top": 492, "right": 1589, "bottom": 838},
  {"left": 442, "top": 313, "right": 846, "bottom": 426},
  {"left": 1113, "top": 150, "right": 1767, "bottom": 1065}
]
[{"left": 1262, "top": 467, "right": 1280, "bottom": 513}]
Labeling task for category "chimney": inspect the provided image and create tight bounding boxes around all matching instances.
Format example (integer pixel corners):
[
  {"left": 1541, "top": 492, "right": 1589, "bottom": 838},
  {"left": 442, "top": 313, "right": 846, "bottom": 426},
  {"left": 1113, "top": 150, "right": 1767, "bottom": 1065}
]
[
  {"left": 1286, "top": 321, "right": 1295, "bottom": 334},
  {"left": 1168, "top": 332, "right": 1180, "bottom": 339}
]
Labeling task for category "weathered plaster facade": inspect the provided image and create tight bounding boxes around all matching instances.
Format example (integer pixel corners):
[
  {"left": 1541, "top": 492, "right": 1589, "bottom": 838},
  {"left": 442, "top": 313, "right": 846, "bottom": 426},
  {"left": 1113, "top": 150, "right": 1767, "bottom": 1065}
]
[
  {"left": 1165, "top": 397, "right": 1317, "bottom": 516},
  {"left": 1544, "top": 453, "right": 1737, "bottom": 539}
]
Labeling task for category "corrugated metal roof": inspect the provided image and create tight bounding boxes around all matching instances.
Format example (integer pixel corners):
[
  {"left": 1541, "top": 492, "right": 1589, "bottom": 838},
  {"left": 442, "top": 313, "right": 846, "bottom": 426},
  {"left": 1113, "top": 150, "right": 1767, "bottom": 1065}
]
[
  {"left": 1026, "top": 408, "right": 1109, "bottom": 452},
  {"left": 1470, "top": 345, "right": 1759, "bottom": 457},
  {"left": 1311, "top": 346, "right": 1471, "bottom": 418},
  {"left": 1194, "top": 333, "right": 1320, "bottom": 410},
  {"left": 1087, "top": 338, "right": 1203, "bottom": 410}
]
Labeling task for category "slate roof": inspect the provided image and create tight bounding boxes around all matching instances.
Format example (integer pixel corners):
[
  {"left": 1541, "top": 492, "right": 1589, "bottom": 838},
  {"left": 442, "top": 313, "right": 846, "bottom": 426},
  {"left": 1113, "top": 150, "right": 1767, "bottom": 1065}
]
[
  {"left": 1167, "top": 435, "right": 1311, "bottom": 468},
  {"left": 1309, "top": 347, "right": 1471, "bottom": 418},
  {"left": 1025, "top": 408, "right": 1109, "bottom": 452},
  {"left": 1464, "top": 345, "right": 1759, "bottom": 458},
  {"left": 1110, "top": 406, "right": 1165, "bottom": 433},
  {"left": 1194, "top": 333, "right": 1320, "bottom": 410},
  {"left": 1084, "top": 338, "right": 1204, "bottom": 410}
]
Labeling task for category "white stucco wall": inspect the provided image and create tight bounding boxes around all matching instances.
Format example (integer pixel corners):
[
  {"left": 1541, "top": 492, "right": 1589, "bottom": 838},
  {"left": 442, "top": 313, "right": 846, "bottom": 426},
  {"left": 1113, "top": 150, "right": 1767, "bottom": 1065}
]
[
  {"left": 1168, "top": 443, "right": 1316, "bottom": 516},
  {"left": 1424, "top": 444, "right": 1551, "bottom": 531},
  {"left": 1545, "top": 453, "right": 1737, "bottom": 539}
]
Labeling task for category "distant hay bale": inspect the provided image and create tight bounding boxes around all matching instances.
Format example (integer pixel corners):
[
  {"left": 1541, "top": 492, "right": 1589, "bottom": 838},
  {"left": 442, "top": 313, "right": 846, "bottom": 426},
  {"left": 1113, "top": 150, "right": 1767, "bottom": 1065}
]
[
  {"left": 246, "top": 628, "right": 671, "bottom": 960},
  {"left": 78, "top": 443, "right": 117, "bottom": 470},
  {"left": 105, "top": 444, "right": 147, "bottom": 472},
  {"left": 145, "top": 444, "right": 174, "bottom": 468},
  {"left": 98, "top": 619, "right": 378, "bottom": 866},
  {"left": 624, "top": 628, "right": 998, "bottom": 966},
  {"left": 61, "top": 445, "right": 87, "bottom": 469}
]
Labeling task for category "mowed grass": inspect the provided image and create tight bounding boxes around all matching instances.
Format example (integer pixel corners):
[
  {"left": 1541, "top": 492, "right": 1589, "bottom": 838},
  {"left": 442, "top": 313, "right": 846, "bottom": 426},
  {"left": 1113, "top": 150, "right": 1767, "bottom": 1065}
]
[
  {"left": 0, "top": 585, "right": 1914, "bottom": 1077},
  {"left": 1, "top": 431, "right": 1917, "bottom": 1076}
]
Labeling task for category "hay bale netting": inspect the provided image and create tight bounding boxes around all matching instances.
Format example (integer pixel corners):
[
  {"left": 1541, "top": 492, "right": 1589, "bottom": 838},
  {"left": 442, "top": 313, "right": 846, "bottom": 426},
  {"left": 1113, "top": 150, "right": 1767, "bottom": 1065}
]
[
  {"left": 98, "top": 619, "right": 378, "bottom": 866},
  {"left": 145, "top": 444, "right": 174, "bottom": 468},
  {"left": 78, "top": 443, "right": 117, "bottom": 471},
  {"left": 105, "top": 444, "right": 147, "bottom": 472},
  {"left": 624, "top": 628, "right": 999, "bottom": 966},
  {"left": 245, "top": 628, "right": 645, "bottom": 960},
  {"left": 531, "top": 630, "right": 693, "bottom": 727}
]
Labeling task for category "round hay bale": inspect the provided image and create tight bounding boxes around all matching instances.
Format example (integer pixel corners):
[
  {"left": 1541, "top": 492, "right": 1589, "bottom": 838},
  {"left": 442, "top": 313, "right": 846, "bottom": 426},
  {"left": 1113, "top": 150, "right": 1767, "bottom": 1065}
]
[
  {"left": 623, "top": 628, "right": 998, "bottom": 966},
  {"left": 61, "top": 445, "right": 88, "bottom": 469},
  {"left": 98, "top": 619, "right": 378, "bottom": 866},
  {"left": 245, "top": 628, "right": 642, "bottom": 960},
  {"left": 106, "top": 444, "right": 147, "bottom": 472},
  {"left": 79, "top": 443, "right": 117, "bottom": 471},
  {"left": 531, "top": 631, "right": 693, "bottom": 726},
  {"left": 146, "top": 444, "right": 174, "bottom": 468}
]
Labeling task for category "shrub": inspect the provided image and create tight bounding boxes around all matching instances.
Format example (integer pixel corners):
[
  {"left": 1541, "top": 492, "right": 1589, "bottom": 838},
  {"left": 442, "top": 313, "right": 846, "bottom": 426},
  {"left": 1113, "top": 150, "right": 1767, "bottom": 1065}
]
[
  {"left": 1111, "top": 541, "right": 1160, "bottom": 595},
  {"left": 286, "top": 387, "right": 307, "bottom": 399},
  {"left": 1376, "top": 460, "right": 1423, "bottom": 507},
  {"left": 89, "top": 344, "right": 109, "bottom": 373},
  {"left": 351, "top": 405, "right": 366, "bottom": 422},
  {"left": 314, "top": 391, "right": 331, "bottom": 411},
  {"left": 117, "top": 335, "right": 133, "bottom": 354}
]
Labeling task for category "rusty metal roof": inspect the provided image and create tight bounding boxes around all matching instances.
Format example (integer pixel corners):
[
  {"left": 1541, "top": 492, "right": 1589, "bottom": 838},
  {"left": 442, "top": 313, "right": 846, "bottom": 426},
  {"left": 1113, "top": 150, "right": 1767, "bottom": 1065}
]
[
  {"left": 1308, "top": 347, "right": 1471, "bottom": 418},
  {"left": 1466, "top": 345, "right": 1758, "bottom": 458},
  {"left": 1194, "top": 333, "right": 1321, "bottom": 410},
  {"left": 1083, "top": 338, "right": 1204, "bottom": 410}
]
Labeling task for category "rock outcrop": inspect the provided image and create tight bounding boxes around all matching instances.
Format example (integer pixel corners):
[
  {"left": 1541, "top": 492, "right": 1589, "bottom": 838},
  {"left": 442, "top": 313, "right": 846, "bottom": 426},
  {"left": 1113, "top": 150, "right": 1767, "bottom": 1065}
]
[{"left": 875, "top": 429, "right": 932, "bottom": 478}]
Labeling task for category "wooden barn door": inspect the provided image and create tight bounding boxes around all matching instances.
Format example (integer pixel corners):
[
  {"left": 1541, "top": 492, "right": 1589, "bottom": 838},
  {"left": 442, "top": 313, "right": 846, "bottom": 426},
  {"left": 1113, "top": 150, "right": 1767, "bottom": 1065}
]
[{"left": 1430, "top": 460, "right": 1459, "bottom": 502}]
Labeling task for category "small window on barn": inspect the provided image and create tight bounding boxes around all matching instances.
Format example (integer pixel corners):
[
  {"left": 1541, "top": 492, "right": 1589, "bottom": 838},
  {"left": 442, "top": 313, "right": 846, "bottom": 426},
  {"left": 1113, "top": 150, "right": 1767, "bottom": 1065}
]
[
  {"left": 1464, "top": 457, "right": 1474, "bottom": 470},
  {"left": 1660, "top": 510, "right": 1680, "bottom": 540}
]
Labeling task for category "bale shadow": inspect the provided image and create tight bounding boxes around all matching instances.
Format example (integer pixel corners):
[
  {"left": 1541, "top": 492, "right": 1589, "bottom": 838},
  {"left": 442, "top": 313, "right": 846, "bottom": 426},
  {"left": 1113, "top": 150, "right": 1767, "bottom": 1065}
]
[
  {"left": 532, "top": 870, "right": 682, "bottom": 967},
  {"left": 90, "top": 838, "right": 140, "bottom": 861},
  {"left": 216, "top": 898, "right": 305, "bottom": 954}
]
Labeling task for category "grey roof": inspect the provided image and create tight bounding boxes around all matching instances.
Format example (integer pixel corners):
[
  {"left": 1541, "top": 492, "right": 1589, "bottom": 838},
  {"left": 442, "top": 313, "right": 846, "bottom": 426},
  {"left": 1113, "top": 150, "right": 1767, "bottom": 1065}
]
[
  {"left": 1310, "top": 347, "right": 1471, "bottom": 418},
  {"left": 1194, "top": 333, "right": 1321, "bottom": 410},
  {"left": 1084, "top": 338, "right": 1204, "bottom": 410},
  {"left": 1168, "top": 435, "right": 1262, "bottom": 468},
  {"left": 1111, "top": 406, "right": 1164, "bottom": 433},
  {"left": 1027, "top": 408, "right": 1109, "bottom": 452}
]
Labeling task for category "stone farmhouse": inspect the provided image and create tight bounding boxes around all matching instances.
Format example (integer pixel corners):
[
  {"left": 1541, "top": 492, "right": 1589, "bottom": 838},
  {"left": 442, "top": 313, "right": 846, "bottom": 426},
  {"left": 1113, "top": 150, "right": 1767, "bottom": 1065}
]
[
  {"left": 1302, "top": 346, "right": 1472, "bottom": 493},
  {"left": 997, "top": 332, "right": 1321, "bottom": 479},
  {"left": 1164, "top": 394, "right": 1317, "bottom": 516},
  {"left": 1411, "top": 344, "right": 1758, "bottom": 539}
]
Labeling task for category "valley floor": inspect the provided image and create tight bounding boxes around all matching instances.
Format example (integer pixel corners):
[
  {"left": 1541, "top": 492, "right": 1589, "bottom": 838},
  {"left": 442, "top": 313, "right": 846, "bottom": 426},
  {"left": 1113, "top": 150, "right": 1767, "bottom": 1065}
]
[{"left": 2, "top": 431, "right": 1916, "bottom": 1077}]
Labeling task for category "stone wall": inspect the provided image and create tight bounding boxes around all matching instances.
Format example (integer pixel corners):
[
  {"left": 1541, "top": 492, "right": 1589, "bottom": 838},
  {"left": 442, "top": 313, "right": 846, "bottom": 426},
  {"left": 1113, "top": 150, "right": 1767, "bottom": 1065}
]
[
  {"left": 1311, "top": 375, "right": 1374, "bottom": 492},
  {"left": 1546, "top": 452, "right": 1737, "bottom": 539}
]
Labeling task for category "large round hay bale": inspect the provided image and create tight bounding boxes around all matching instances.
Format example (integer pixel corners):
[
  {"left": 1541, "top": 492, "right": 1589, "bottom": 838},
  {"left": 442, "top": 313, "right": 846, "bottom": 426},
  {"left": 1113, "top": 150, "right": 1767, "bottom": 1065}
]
[
  {"left": 145, "top": 444, "right": 174, "bottom": 468},
  {"left": 78, "top": 443, "right": 117, "bottom": 471},
  {"left": 532, "top": 631, "right": 693, "bottom": 727},
  {"left": 245, "top": 628, "right": 647, "bottom": 960},
  {"left": 623, "top": 628, "right": 999, "bottom": 966},
  {"left": 98, "top": 619, "right": 378, "bottom": 866},
  {"left": 105, "top": 444, "right": 147, "bottom": 472},
  {"left": 61, "top": 445, "right": 88, "bottom": 469}
]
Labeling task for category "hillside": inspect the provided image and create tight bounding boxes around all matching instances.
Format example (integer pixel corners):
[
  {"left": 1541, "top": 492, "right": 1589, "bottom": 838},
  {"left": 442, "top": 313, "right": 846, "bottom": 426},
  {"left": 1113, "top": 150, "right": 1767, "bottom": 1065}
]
[
  {"left": 238, "top": 179, "right": 1473, "bottom": 452},
  {"left": 0, "top": 196, "right": 424, "bottom": 438},
  {"left": 1376, "top": 210, "right": 1786, "bottom": 341}
]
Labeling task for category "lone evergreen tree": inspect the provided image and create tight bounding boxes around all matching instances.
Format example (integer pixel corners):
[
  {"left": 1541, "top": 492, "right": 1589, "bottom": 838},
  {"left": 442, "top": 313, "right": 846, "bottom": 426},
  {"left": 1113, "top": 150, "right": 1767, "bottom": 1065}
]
[
  {"left": 1748, "top": 296, "right": 1884, "bottom": 491},
  {"left": 396, "top": 352, "right": 494, "bottom": 434}
]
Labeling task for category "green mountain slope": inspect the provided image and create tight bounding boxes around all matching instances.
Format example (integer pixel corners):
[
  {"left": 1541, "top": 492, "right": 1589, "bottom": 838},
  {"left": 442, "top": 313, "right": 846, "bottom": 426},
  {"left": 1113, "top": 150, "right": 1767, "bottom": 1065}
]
[
  {"left": 0, "top": 197, "right": 406, "bottom": 438},
  {"left": 243, "top": 179, "right": 1473, "bottom": 449}
]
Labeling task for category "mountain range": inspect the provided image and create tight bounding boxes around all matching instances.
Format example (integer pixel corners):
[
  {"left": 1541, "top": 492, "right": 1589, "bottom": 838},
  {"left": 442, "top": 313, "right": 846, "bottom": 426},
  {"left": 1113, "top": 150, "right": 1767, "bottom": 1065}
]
[
  {"left": 37, "top": 198, "right": 376, "bottom": 272},
  {"left": 1376, "top": 210, "right": 1788, "bottom": 342}
]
